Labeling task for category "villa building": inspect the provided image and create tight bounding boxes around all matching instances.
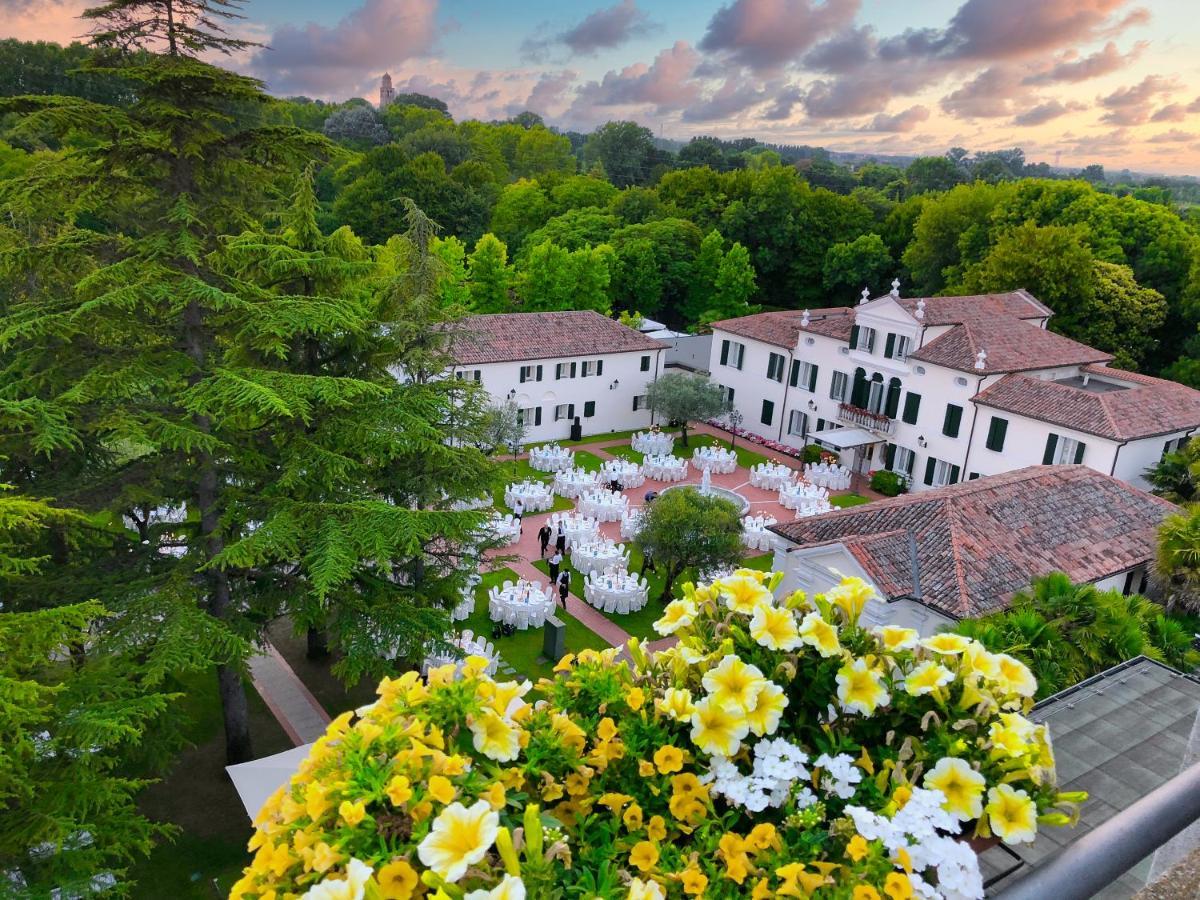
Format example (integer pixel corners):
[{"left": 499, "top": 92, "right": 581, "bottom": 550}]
[
  {"left": 444, "top": 310, "right": 667, "bottom": 441},
  {"left": 709, "top": 287, "right": 1200, "bottom": 491},
  {"left": 768, "top": 465, "right": 1177, "bottom": 634}
]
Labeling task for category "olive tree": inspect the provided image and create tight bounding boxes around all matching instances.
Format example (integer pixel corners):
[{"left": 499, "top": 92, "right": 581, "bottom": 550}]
[
  {"left": 635, "top": 488, "right": 744, "bottom": 603},
  {"left": 643, "top": 372, "right": 730, "bottom": 447}
]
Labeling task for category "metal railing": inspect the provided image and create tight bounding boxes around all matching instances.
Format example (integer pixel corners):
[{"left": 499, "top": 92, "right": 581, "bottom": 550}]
[
  {"left": 996, "top": 760, "right": 1200, "bottom": 900},
  {"left": 837, "top": 403, "right": 896, "bottom": 435}
]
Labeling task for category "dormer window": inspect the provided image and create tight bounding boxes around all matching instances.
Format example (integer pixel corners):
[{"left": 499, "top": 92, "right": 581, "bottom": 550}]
[
  {"left": 851, "top": 325, "right": 876, "bottom": 354},
  {"left": 884, "top": 333, "right": 910, "bottom": 361}
]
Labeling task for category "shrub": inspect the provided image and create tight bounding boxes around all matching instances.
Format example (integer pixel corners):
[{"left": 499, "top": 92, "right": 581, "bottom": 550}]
[
  {"left": 870, "top": 469, "right": 908, "bottom": 497},
  {"left": 801, "top": 444, "right": 825, "bottom": 464},
  {"left": 233, "top": 572, "right": 1080, "bottom": 900}
]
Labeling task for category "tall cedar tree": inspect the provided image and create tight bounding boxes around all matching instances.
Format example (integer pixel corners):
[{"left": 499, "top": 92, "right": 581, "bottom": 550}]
[
  {"left": 0, "top": 0, "right": 329, "bottom": 763},
  {"left": 217, "top": 173, "right": 496, "bottom": 683}
]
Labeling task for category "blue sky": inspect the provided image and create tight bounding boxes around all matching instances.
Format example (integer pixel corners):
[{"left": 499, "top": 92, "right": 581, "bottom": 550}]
[{"left": 7, "top": 0, "right": 1200, "bottom": 174}]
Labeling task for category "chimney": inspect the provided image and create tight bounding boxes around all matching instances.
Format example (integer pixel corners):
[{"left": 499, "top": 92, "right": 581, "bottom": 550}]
[
  {"left": 800, "top": 309, "right": 810, "bottom": 328},
  {"left": 890, "top": 278, "right": 901, "bottom": 299},
  {"left": 859, "top": 287, "right": 871, "bottom": 305},
  {"left": 974, "top": 349, "right": 987, "bottom": 370},
  {"left": 915, "top": 298, "right": 926, "bottom": 320}
]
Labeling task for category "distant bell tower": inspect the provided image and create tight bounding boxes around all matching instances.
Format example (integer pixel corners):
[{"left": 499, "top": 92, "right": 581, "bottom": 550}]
[{"left": 379, "top": 72, "right": 394, "bottom": 108}]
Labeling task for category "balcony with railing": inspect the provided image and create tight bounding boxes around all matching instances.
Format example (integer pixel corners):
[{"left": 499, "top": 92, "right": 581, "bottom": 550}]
[{"left": 837, "top": 403, "right": 896, "bottom": 435}]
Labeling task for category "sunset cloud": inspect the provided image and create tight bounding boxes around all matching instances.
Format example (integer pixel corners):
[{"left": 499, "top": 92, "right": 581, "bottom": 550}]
[
  {"left": 861, "top": 105, "right": 931, "bottom": 133},
  {"left": 698, "top": 0, "right": 860, "bottom": 72},
  {"left": 522, "top": 0, "right": 658, "bottom": 61},
  {"left": 1099, "top": 74, "right": 1178, "bottom": 126}
]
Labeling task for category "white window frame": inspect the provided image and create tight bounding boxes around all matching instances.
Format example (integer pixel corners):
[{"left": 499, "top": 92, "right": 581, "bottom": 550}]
[
  {"left": 931, "top": 459, "right": 954, "bottom": 487},
  {"left": 516, "top": 406, "right": 536, "bottom": 426},
  {"left": 893, "top": 335, "right": 910, "bottom": 361},
  {"left": 554, "top": 403, "right": 572, "bottom": 421},
  {"left": 857, "top": 326, "right": 876, "bottom": 354},
  {"left": 866, "top": 379, "right": 886, "bottom": 415},
  {"left": 796, "top": 361, "right": 818, "bottom": 393},
  {"left": 830, "top": 370, "right": 848, "bottom": 402},
  {"left": 1054, "top": 436, "right": 1082, "bottom": 465},
  {"left": 788, "top": 410, "right": 807, "bottom": 436},
  {"left": 633, "top": 394, "right": 648, "bottom": 411},
  {"left": 520, "top": 364, "right": 537, "bottom": 382},
  {"left": 581, "top": 361, "right": 597, "bottom": 377},
  {"left": 555, "top": 362, "right": 573, "bottom": 379},
  {"left": 767, "top": 352, "right": 785, "bottom": 383},
  {"left": 891, "top": 446, "right": 914, "bottom": 475}
]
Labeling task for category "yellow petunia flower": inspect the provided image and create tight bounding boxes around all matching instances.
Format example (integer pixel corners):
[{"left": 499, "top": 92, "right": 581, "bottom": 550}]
[
  {"left": 416, "top": 799, "right": 500, "bottom": 883},
  {"left": 920, "top": 633, "right": 972, "bottom": 655},
  {"left": 746, "top": 823, "right": 778, "bottom": 853},
  {"left": 629, "top": 840, "right": 660, "bottom": 872},
  {"left": 338, "top": 800, "right": 367, "bottom": 828},
  {"left": 718, "top": 574, "right": 775, "bottom": 614},
  {"left": 598, "top": 792, "right": 633, "bottom": 814},
  {"left": 904, "top": 660, "right": 954, "bottom": 696},
  {"left": 884, "top": 872, "right": 913, "bottom": 900},
  {"left": 992, "top": 653, "right": 1038, "bottom": 699},
  {"left": 749, "top": 603, "right": 802, "bottom": 651},
  {"left": 680, "top": 867, "right": 708, "bottom": 896},
  {"left": 702, "top": 655, "right": 766, "bottom": 713},
  {"left": 798, "top": 611, "right": 842, "bottom": 658},
  {"left": 310, "top": 841, "right": 339, "bottom": 874},
  {"left": 655, "top": 688, "right": 696, "bottom": 722},
  {"left": 923, "top": 757, "right": 986, "bottom": 822},
  {"left": 428, "top": 775, "right": 456, "bottom": 805},
  {"left": 654, "top": 745, "right": 685, "bottom": 774},
  {"left": 874, "top": 625, "right": 919, "bottom": 652},
  {"left": 483, "top": 781, "right": 506, "bottom": 811},
  {"left": 302, "top": 858, "right": 373, "bottom": 900},
  {"left": 654, "top": 598, "right": 698, "bottom": 635},
  {"left": 464, "top": 873, "right": 526, "bottom": 900},
  {"left": 986, "top": 784, "right": 1038, "bottom": 844},
  {"left": 961, "top": 641, "right": 1000, "bottom": 680},
  {"left": 744, "top": 681, "right": 788, "bottom": 737},
  {"left": 638, "top": 759, "right": 656, "bottom": 777},
  {"left": 826, "top": 576, "right": 876, "bottom": 625},
  {"left": 846, "top": 834, "right": 869, "bottom": 861},
  {"left": 628, "top": 877, "right": 666, "bottom": 900},
  {"left": 623, "top": 802, "right": 644, "bottom": 831},
  {"left": 836, "top": 658, "right": 891, "bottom": 715},
  {"left": 775, "top": 862, "right": 827, "bottom": 897},
  {"left": 647, "top": 815, "right": 667, "bottom": 842},
  {"left": 597, "top": 717, "right": 619, "bottom": 742},
  {"left": 468, "top": 709, "right": 521, "bottom": 762},
  {"left": 628, "top": 687, "right": 646, "bottom": 711},
  {"left": 689, "top": 695, "right": 750, "bottom": 757},
  {"left": 376, "top": 858, "right": 419, "bottom": 900},
  {"left": 854, "top": 886, "right": 882, "bottom": 900}
]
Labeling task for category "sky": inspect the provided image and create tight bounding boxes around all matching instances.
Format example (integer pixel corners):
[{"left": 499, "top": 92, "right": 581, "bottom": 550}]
[{"left": 5, "top": 0, "right": 1200, "bottom": 175}]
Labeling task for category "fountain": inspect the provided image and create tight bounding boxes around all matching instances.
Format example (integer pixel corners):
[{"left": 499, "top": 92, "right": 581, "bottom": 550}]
[{"left": 661, "top": 472, "right": 750, "bottom": 517}]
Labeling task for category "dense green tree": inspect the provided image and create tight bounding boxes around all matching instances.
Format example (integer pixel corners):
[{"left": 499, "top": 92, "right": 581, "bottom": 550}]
[
  {"left": 581, "top": 120, "right": 655, "bottom": 188},
  {"left": 634, "top": 487, "right": 744, "bottom": 602},
  {"left": 514, "top": 127, "right": 575, "bottom": 179},
  {"left": 643, "top": 372, "right": 729, "bottom": 447},
  {"left": 550, "top": 174, "right": 620, "bottom": 214},
  {"left": 959, "top": 221, "right": 1096, "bottom": 317},
  {"left": 518, "top": 241, "right": 615, "bottom": 314},
  {"left": 466, "top": 233, "right": 514, "bottom": 313},
  {"left": 489, "top": 178, "right": 552, "bottom": 252},
  {"left": 322, "top": 104, "right": 389, "bottom": 148},
  {"left": 521, "top": 207, "right": 620, "bottom": 255},
  {"left": 609, "top": 186, "right": 663, "bottom": 224},
  {"left": 380, "top": 103, "right": 451, "bottom": 141},
  {"left": 708, "top": 241, "right": 757, "bottom": 325},
  {"left": 431, "top": 235, "right": 471, "bottom": 309},
  {"left": 684, "top": 230, "right": 725, "bottom": 324},
  {"left": 612, "top": 238, "right": 663, "bottom": 317},
  {"left": 610, "top": 218, "right": 703, "bottom": 325},
  {"left": 905, "top": 156, "right": 965, "bottom": 195},
  {"left": 822, "top": 233, "right": 893, "bottom": 300},
  {"left": 902, "top": 182, "right": 1012, "bottom": 294}
]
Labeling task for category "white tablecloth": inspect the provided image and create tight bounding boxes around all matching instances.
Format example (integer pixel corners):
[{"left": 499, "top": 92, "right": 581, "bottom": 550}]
[
  {"left": 793, "top": 499, "right": 833, "bottom": 518},
  {"left": 546, "top": 512, "right": 600, "bottom": 549},
  {"left": 423, "top": 633, "right": 499, "bottom": 677},
  {"left": 584, "top": 570, "right": 649, "bottom": 614},
  {"left": 577, "top": 489, "right": 628, "bottom": 522},
  {"left": 450, "top": 494, "right": 492, "bottom": 512},
  {"left": 620, "top": 508, "right": 644, "bottom": 540},
  {"left": 489, "top": 581, "right": 555, "bottom": 629},
  {"left": 631, "top": 431, "right": 674, "bottom": 455},
  {"left": 804, "top": 463, "right": 852, "bottom": 491},
  {"left": 600, "top": 458, "right": 644, "bottom": 489},
  {"left": 529, "top": 444, "right": 575, "bottom": 473},
  {"left": 692, "top": 446, "right": 737, "bottom": 474},
  {"left": 571, "top": 539, "right": 631, "bottom": 577},
  {"left": 749, "top": 463, "right": 796, "bottom": 490},
  {"left": 553, "top": 467, "right": 599, "bottom": 499},
  {"left": 504, "top": 481, "right": 553, "bottom": 512},
  {"left": 779, "top": 481, "right": 830, "bottom": 513},
  {"left": 643, "top": 454, "right": 688, "bottom": 482},
  {"left": 741, "top": 514, "right": 778, "bottom": 552},
  {"left": 481, "top": 513, "right": 520, "bottom": 547}
]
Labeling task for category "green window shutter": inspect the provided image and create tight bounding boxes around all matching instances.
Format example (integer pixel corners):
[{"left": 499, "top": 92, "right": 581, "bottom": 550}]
[
  {"left": 519, "top": 368, "right": 526, "bottom": 383},
  {"left": 584, "top": 400, "right": 595, "bottom": 417},
  {"left": 597, "top": 359, "right": 603, "bottom": 376},
  {"left": 534, "top": 407, "right": 542, "bottom": 426},
  {"left": 536, "top": 364, "right": 543, "bottom": 381},
  {"left": 865, "top": 329, "right": 876, "bottom": 353},
  {"left": 555, "top": 365, "right": 561, "bottom": 380},
  {"left": 641, "top": 355, "right": 650, "bottom": 371},
  {"left": 943, "top": 404, "right": 962, "bottom": 438},
  {"left": 761, "top": 400, "right": 774, "bottom": 425},
  {"left": 850, "top": 325, "right": 860, "bottom": 350},
  {"left": 902, "top": 392, "right": 921, "bottom": 425},
  {"left": 851, "top": 368, "right": 868, "bottom": 407},
  {"left": 567, "top": 404, "right": 575, "bottom": 419},
  {"left": 924, "top": 458, "right": 936, "bottom": 486},
  {"left": 885, "top": 444, "right": 896, "bottom": 469},
  {"left": 1074, "top": 441, "right": 1086, "bottom": 464},
  {"left": 906, "top": 453, "right": 916, "bottom": 475},
  {"left": 884, "top": 379, "right": 901, "bottom": 419},
  {"left": 632, "top": 396, "right": 638, "bottom": 411},
  {"left": 884, "top": 333, "right": 895, "bottom": 359},
  {"left": 788, "top": 359, "right": 799, "bottom": 387},
  {"left": 808, "top": 364, "right": 818, "bottom": 392},
  {"left": 570, "top": 362, "right": 577, "bottom": 377},
  {"left": 1043, "top": 434, "right": 1058, "bottom": 465},
  {"left": 720, "top": 340, "right": 729, "bottom": 365},
  {"left": 986, "top": 417, "right": 1008, "bottom": 451},
  {"left": 949, "top": 465, "right": 961, "bottom": 484}
]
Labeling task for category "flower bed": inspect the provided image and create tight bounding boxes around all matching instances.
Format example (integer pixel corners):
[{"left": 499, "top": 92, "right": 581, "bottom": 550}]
[{"left": 233, "top": 571, "right": 1081, "bottom": 900}]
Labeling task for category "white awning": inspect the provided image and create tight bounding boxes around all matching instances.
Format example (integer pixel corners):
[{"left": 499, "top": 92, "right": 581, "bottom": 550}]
[
  {"left": 226, "top": 743, "right": 313, "bottom": 819},
  {"left": 811, "top": 427, "right": 881, "bottom": 450}
]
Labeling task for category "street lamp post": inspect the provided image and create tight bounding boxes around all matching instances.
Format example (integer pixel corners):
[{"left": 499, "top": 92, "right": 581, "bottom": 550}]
[{"left": 726, "top": 408, "right": 744, "bottom": 450}]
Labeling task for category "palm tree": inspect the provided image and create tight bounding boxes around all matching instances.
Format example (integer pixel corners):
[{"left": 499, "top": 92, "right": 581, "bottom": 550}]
[{"left": 1156, "top": 507, "right": 1200, "bottom": 613}]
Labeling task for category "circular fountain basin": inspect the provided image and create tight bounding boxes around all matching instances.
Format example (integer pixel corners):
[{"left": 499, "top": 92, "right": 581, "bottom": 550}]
[{"left": 660, "top": 483, "right": 751, "bottom": 516}]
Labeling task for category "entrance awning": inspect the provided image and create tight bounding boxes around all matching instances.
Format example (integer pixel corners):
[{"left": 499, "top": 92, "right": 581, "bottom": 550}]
[
  {"left": 811, "top": 427, "right": 881, "bottom": 450},
  {"left": 226, "top": 743, "right": 313, "bottom": 819}
]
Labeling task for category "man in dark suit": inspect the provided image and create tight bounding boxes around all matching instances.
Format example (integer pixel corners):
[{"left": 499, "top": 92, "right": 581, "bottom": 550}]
[
  {"left": 557, "top": 569, "right": 571, "bottom": 608},
  {"left": 537, "top": 522, "right": 552, "bottom": 557},
  {"left": 548, "top": 551, "right": 562, "bottom": 584}
]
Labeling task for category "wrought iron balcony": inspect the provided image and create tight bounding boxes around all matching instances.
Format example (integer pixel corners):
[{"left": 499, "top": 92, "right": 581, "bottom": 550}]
[{"left": 837, "top": 403, "right": 896, "bottom": 435}]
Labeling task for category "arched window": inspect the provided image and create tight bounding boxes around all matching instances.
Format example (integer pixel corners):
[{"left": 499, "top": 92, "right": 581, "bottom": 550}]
[{"left": 851, "top": 367, "right": 868, "bottom": 408}]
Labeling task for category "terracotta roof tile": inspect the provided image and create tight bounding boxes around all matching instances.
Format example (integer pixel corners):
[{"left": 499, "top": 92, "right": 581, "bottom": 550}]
[
  {"left": 893, "top": 290, "right": 1052, "bottom": 325},
  {"left": 710, "top": 307, "right": 854, "bottom": 348},
  {"left": 447, "top": 311, "right": 664, "bottom": 365},
  {"left": 908, "top": 318, "right": 1112, "bottom": 374},
  {"left": 770, "top": 466, "right": 1176, "bottom": 619},
  {"left": 974, "top": 367, "right": 1200, "bottom": 440}
]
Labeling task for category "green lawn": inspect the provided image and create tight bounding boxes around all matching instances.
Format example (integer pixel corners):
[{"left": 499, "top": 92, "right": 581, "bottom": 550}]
[
  {"left": 572, "top": 449, "right": 605, "bottom": 472},
  {"left": 457, "top": 567, "right": 611, "bottom": 681},
  {"left": 127, "top": 672, "right": 293, "bottom": 899},
  {"left": 685, "top": 434, "right": 772, "bottom": 470},
  {"left": 830, "top": 493, "right": 870, "bottom": 508},
  {"left": 534, "top": 550, "right": 774, "bottom": 642},
  {"left": 491, "top": 459, "right": 574, "bottom": 515},
  {"left": 606, "top": 443, "right": 645, "bottom": 464}
]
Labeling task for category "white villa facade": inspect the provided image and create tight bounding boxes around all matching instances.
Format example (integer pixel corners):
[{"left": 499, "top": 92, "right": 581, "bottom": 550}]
[
  {"left": 445, "top": 311, "right": 667, "bottom": 442},
  {"left": 709, "top": 288, "right": 1200, "bottom": 492}
]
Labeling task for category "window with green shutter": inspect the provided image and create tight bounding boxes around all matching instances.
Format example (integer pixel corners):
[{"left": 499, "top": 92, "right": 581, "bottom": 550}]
[
  {"left": 1043, "top": 433, "right": 1058, "bottom": 464},
  {"left": 985, "top": 416, "right": 1008, "bottom": 451},
  {"left": 640, "top": 355, "right": 650, "bottom": 371},
  {"left": 583, "top": 400, "right": 595, "bottom": 418},
  {"left": 942, "top": 404, "right": 963, "bottom": 438},
  {"left": 720, "top": 340, "right": 730, "bottom": 366},
  {"left": 761, "top": 399, "right": 774, "bottom": 425},
  {"left": 899, "top": 392, "right": 918, "bottom": 425}
]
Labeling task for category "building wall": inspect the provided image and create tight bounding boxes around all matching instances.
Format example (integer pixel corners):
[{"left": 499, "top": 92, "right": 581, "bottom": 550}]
[
  {"left": 657, "top": 333, "right": 712, "bottom": 371},
  {"left": 962, "top": 411, "right": 1119, "bottom": 482},
  {"left": 459, "top": 348, "right": 663, "bottom": 441},
  {"left": 1112, "top": 430, "right": 1197, "bottom": 490},
  {"left": 708, "top": 330, "right": 791, "bottom": 442}
]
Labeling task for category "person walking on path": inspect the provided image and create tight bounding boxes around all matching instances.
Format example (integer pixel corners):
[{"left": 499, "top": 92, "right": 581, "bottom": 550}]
[
  {"left": 548, "top": 551, "right": 562, "bottom": 585},
  {"left": 537, "top": 522, "right": 552, "bottom": 558},
  {"left": 556, "top": 569, "right": 571, "bottom": 608},
  {"left": 512, "top": 498, "right": 524, "bottom": 535},
  {"left": 555, "top": 523, "right": 567, "bottom": 555}
]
